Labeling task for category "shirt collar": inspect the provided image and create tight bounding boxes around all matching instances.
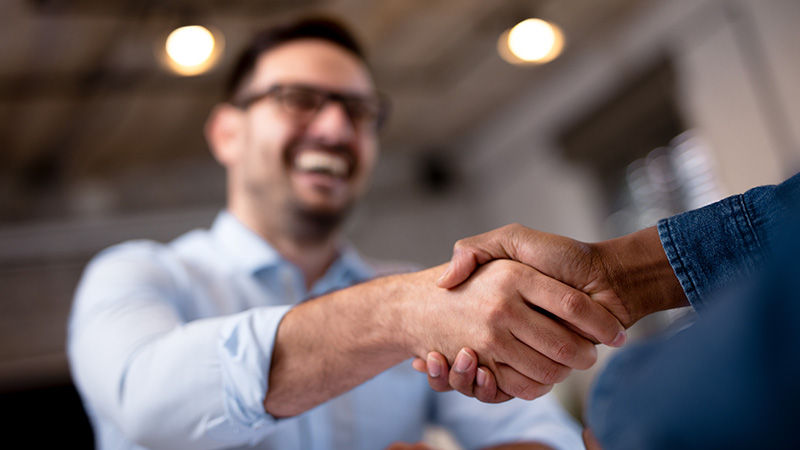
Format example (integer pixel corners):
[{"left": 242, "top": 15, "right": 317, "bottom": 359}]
[
  {"left": 328, "top": 243, "right": 375, "bottom": 283},
  {"left": 210, "top": 210, "right": 375, "bottom": 282},
  {"left": 211, "top": 211, "right": 283, "bottom": 274}
]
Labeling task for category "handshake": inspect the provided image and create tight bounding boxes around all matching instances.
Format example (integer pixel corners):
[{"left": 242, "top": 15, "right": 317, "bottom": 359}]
[
  {"left": 267, "top": 221, "right": 689, "bottom": 419},
  {"left": 403, "top": 223, "right": 688, "bottom": 403}
]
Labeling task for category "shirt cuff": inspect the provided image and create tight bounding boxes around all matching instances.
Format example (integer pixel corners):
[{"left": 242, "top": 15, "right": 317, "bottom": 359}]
[
  {"left": 217, "top": 305, "right": 292, "bottom": 439},
  {"left": 657, "top": 193, "right": 763, "bottom": 312}
]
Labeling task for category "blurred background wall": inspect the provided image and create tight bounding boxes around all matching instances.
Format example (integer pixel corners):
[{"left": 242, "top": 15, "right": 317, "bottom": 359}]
[{"left": 1, "top": 0, "right": 799, "bottom": 447}]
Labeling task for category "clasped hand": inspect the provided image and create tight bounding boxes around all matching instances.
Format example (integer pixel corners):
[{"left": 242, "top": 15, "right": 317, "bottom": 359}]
[{"left": 411, "top": 224, "right": 635, "bottom": 403}]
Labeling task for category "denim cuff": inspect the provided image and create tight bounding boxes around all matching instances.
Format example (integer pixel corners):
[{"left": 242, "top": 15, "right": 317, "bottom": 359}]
[{"left": 657, "top": 193, "right": 764, "bottom": 312}]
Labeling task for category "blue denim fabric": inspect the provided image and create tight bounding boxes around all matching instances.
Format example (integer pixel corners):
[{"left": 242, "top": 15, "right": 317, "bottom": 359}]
[
  {"left": 657, "top": 172, "right": 800, "bottom": 311},
  {"left": 587, "top": 173, "right": 800, "bottom": 449}
]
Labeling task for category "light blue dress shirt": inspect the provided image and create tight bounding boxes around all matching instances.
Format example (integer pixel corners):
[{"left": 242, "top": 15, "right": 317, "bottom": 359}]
[{"left": 68, "top": 211, "right": 583, "bottom": 450}]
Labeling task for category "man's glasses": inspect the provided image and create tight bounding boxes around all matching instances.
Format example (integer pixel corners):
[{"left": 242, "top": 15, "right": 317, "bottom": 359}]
[{"left": 231, "top": 83, "right": 390, "bottom": 131}]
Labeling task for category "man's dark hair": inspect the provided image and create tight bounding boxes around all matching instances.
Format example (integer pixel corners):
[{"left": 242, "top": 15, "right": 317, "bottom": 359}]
[{"left": 225, "top": 17, "right": 365, "bottom": 101}]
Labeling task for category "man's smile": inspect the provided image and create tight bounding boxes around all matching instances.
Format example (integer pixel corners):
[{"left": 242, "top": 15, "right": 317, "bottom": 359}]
[{"left": 294, "top": 150, "right": 350, "bottom": 178}]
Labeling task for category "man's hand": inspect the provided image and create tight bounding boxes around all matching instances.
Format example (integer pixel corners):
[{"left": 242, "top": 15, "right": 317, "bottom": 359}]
[
  {"left": 266, "top": 258, "right": 619, "bottom": 416},
  {"left": 402, "top": 260, "right": 611, "bottom": 402},
  {"left": 411, "top": 347, "right": 510, "bottom": 403},
  {"left": 438, "top": 223, "right": 687, "bottom": 329},
  {"left": 413, "top": 224, "right": 688, "bottom": 400}
]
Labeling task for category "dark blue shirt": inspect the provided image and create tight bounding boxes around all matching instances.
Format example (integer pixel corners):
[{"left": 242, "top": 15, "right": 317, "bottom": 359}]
[{"left": 587, "top": 173, "right": 800, "bottom": 449}]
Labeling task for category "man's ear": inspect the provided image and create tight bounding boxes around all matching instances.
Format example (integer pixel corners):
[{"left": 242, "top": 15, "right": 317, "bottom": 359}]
[{"left": 205, "top": 103, "right": 244, "bottom": 168}]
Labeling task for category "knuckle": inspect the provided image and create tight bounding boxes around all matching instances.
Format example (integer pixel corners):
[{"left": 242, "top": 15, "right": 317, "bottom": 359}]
[
  {"left": 541, "top": 363, "right": 570, "bottom": 385},
  {"left": 487, "top": 261, "right": 517, "bottom": 286},
  {"left": 508, "top": 381, "right": 529, "bottom": 399},
  {"left": 553, "top": 341, "right": 579, "bottom": 365},
  {"left": 537, "top": 384, "right": 554, "bottom": 397},
  {"left": 560, "top": 289, "right": 587, "bottom": 318},
  {"left": 507, "top": 223, "right": 527, "bottom": 247},
  {"left": 477, "top": 389, "right": 501, "bottom": 404},
  {"left": 510, "top": 380, "right": 542, "bottom": 401},
  {"left": 484, "top": 300, "right": 512, "bottom": 326},
  {"left": 521, "top": 383, "right": 552, "bottom": 400}
]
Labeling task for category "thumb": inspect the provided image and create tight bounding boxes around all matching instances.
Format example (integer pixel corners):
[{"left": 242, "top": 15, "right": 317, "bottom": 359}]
[
  {"left": 436, "top": 246, "right": 480, "bottom": 289},
  {"left": 437, "top": 226, "right": 521, "bottom": 288}
]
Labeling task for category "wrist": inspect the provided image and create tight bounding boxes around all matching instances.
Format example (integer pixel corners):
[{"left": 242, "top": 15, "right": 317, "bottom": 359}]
[
  {"left": 382, "top": 266, "right": 446, "bottom": 359},
  {"left": 592, "top": 226, "right": 688, "bottom": 326}
]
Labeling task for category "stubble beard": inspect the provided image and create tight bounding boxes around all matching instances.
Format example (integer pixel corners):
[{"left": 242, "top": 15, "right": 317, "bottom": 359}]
[{"left": 286, "top": 198, "right": 353, "bottom": 245}]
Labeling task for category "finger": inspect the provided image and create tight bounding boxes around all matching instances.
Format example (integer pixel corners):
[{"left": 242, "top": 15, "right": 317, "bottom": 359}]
[
  {"left": 493, "top": 363, "right": 553, "bottom": 401},
  {"left": 425, "top": 352, "right": 453, "bottom": 392},
  {"left": 449, "top": 348, "right": 478, "bottom": 397},
  {"left": 436, "top": 247, "right": 479, "bottom": 289},
  {"left": 516, "top": 266, "right": 625, "bottom": 349},
  {"left": 583, "top": 428, "right": 604, "bottom": 450},
  {"left": 502, "top": 281, "right": 599, "bottom": 370},
  {"left": 438, "top": 226, "right": 631, "bottom": 346},
  {"left": 474, "top": 366, "right": 512, "bottom": 403},
  {"left": 437, "top": 227, "right": 519, "bottom": 289},
  {"left": 436, "top": 244, "right": 478, "bottom": 289},
  {"left": 411, "top": 358, "right": 426, "bottom": 373},
  {"left": 510, "top": 304, "right": 598, "bottom": 371},
  {"left": 497, "top": 331, "right": 573, "bottom": 385}
]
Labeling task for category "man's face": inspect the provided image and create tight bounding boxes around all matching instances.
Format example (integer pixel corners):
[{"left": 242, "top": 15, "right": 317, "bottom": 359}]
[{"left": 231, "top": 39, "right": 379, "bottom": 225}]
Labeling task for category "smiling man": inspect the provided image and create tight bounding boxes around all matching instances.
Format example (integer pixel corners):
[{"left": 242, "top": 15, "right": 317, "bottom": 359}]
[{"left": 67, "top": 18, "right": 612, "bottom": 449}]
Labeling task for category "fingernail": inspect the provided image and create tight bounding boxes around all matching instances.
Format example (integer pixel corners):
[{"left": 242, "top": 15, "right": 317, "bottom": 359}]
[
  {"left": 436, "top": 266, "right": 452, "bottom": 285},
  {"left": 610, "top": 330, "right": 627, "bottom": 347},
  {"left": 427, "top": 354, "right": 442, "bottom": 378},
  {"left": 453, "top": 349, "right": 473, "bottom": 373},
  {"left": 476, "top": 368, "right": 488, "bottom": 387}
]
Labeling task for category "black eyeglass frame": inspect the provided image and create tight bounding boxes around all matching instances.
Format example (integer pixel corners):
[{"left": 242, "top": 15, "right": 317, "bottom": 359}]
[{"left": 230, "top": 83, "right": 391, "bottom": 130}]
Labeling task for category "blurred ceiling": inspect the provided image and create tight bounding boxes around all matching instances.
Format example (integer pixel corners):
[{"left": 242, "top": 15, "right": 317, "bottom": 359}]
[{"left": 0, "top": 0, "right": 647, "bottom": 222}]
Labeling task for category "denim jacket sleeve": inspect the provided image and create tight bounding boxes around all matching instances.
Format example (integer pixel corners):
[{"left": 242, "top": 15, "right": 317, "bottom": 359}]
[
  {"left": 586, "top": 173, "right": 800, "bottom": 449},
  {"left": 657, "top": 172, "right": 800, "bottom": 311}
]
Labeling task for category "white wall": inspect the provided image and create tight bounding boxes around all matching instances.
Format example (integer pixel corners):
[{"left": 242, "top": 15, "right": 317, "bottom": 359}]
[{"left": 674, "top": 0, "right": 800, "bottom": 194}]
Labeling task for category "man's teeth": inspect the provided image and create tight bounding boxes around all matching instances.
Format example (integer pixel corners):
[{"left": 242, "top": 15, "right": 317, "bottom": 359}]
[{"left": 295, "top": 151, "right": 348, "bottom": 177}]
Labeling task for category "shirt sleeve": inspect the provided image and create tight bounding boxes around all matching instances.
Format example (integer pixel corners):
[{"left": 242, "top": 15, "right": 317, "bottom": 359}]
[
  {"left": 67, "top": 241, "right": 291, "bottom": 449},
  {"left": 587, "top": 173, "right": 800, "bottom": 448},
  {"left": 657, "top": 172, "right": 800, "bottom": 311},
  {"left": 432, "top": 391, "right": 583, "bottom": 450}
]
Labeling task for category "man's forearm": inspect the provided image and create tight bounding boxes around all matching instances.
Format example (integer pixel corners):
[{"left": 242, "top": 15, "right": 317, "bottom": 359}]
[
  {"left": 591, "top": 226, "right": 688, "bottom": 326},
  {"left": 264, "top": 271, "right": 417, "bottom": 417},
  {"left": 264, "top": 259, "right": 603, "bottom": 416}
]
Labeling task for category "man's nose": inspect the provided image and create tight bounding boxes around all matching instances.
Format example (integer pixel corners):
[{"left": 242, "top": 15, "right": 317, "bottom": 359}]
[{"left": 305, "top": 101, "right": 356, "bottom": 142}]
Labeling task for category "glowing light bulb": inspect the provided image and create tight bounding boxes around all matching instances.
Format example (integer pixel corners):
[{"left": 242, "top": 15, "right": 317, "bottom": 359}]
[
  {"left": 498, "top": 18, "right": 564, "bottom": 65},
  {"left": 164, "top": 25, "right": 220, "bottom": 75}
]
